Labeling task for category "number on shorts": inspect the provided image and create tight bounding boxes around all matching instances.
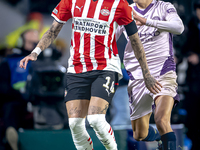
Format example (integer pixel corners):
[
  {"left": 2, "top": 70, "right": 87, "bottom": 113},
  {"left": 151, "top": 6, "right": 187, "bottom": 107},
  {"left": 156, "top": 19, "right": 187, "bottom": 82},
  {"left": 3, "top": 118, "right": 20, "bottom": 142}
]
[{"left": 103, "top": 76, "right": 115, "bottom": 93}]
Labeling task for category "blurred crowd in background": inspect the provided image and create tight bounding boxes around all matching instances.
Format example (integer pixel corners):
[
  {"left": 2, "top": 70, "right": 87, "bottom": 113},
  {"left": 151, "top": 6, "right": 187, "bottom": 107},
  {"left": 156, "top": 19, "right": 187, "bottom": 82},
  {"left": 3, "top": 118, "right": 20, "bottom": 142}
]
[{"left": 0, "top": 0, "right": 200, "bottom": 150}]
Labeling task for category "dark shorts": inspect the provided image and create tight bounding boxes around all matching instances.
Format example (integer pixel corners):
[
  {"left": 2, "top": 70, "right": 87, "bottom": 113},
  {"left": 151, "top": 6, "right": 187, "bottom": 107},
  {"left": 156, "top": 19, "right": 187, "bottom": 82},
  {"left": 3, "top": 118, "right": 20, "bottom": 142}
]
[{"left": 65, "top": 70, "right": 119, "bottom": 103}]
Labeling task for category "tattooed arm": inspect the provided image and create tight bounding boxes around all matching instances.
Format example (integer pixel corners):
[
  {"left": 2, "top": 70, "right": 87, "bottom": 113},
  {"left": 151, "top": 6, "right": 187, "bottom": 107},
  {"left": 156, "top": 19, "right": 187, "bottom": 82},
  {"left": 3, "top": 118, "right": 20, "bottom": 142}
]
[
  {"left": 19, "top": 20, "right": 63, "bottom": 69},
  {"left": 36, "top": 20, "right": 63, "bottom": 51},
  {"left": 129, "top": 32, "right": 162, "bottom": 94}
]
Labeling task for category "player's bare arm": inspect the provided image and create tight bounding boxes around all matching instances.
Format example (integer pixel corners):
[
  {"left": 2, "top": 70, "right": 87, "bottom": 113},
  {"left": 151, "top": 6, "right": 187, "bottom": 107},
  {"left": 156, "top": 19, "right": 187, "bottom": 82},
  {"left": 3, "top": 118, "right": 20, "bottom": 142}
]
[
  {"left": 129, "top": 32, "right": 162, "bottom": 94},
  {"left": 37, "top": 20, "right": 63, "bottom": 50},
  {"left": 19, "top": 20, "right": 63, "bottom": 69}
]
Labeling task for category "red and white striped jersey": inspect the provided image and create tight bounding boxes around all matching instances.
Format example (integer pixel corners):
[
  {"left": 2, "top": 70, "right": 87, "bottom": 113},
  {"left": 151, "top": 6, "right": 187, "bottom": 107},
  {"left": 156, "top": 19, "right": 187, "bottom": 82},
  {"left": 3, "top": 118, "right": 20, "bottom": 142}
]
[{"left": 52, "top": 0, "right": 133, "bottom": 75}]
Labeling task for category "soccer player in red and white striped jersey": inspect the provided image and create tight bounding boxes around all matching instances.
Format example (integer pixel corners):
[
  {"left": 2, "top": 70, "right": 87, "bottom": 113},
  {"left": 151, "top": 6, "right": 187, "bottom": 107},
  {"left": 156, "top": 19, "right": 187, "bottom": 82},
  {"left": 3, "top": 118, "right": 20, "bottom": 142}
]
[
  {"left": 51, "top": 0, "right": 136, "bottom": 75},
  {"left": 19, "top": 0, "right": 162, "bottom": 149}
]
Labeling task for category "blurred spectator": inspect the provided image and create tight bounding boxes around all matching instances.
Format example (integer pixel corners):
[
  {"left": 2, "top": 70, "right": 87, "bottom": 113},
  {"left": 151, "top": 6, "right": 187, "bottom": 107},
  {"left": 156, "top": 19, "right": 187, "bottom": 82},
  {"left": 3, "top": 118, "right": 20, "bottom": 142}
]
[
  {"left": 181, "top": 1, "right": 200, "bottom": 149},
  {"left": 0, "top": 29, "right": 39, "bottom": 150},
  {"left": 4, "top": 12, "right": 49, "bottom": 49}
]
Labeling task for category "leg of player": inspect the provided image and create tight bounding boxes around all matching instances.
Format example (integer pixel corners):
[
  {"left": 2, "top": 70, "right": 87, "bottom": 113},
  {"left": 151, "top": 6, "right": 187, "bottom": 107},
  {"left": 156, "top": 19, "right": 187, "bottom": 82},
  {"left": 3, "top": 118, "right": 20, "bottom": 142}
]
[
  {"left": 66, "top": 100, "right": 93, "bottom": 150},
  {"left": 87, "top": 96, "right": 117, "bottom": 150},
  {"left": 131, "top": 112, "right": 161, "bottom": 142},
  {"left": 154, "top": 95, "right": 176, "bottom": 150}
]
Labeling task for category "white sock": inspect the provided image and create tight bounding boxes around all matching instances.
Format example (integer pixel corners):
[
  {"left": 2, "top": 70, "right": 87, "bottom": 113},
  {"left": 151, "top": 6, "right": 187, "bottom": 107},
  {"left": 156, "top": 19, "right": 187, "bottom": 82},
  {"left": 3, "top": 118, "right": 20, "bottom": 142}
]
[
  {"left": 87, "top": 114, "right": 117, "bottom": 150},
  {"left": 69, "top": 118, "right": 93, "bottom": 150}
]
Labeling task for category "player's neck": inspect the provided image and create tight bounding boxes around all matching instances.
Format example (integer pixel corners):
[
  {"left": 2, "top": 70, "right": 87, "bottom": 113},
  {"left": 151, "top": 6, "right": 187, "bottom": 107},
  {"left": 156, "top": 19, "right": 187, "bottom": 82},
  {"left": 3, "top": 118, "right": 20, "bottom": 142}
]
[{"left": 136, "top": 0, "right": 153, "bottom": 9}]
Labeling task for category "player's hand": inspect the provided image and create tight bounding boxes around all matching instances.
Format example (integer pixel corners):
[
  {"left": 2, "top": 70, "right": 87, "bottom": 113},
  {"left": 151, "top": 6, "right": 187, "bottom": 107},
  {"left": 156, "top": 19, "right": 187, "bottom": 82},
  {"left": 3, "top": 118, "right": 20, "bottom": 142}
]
[
  {"left": 144, "top": 75, "right": 162, "bottom": 94},
  {"left": 132, "top": 9, "right": 147, "bottom": 26},
  {"left": 19, "top": 52, "right": 38, "bottom": 69}
]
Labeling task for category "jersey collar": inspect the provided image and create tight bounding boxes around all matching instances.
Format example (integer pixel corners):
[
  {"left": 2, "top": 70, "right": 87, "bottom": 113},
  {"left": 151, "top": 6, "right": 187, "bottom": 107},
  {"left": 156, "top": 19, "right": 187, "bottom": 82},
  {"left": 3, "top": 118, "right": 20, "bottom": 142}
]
[{"left": 133, "top": 0, "right": 156, "bottom": 15}]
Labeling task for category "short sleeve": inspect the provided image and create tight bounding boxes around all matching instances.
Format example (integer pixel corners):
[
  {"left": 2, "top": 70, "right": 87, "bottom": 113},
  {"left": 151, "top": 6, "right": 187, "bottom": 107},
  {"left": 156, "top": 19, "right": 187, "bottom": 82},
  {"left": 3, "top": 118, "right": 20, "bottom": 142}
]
[
  {"left": 164, "top": 3, "right": 179, "bottom": 21},
  {"left": 116, "top": 1, "right": 134, "bottom": 26},
  {"left": 51, "top": 0, "right": 72, "bottom": 23}
]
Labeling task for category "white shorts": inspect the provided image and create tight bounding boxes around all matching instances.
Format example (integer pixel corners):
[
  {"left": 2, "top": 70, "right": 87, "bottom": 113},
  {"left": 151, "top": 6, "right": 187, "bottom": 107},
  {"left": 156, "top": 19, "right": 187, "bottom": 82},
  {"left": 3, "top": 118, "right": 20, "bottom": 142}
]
[{"left": 128, "top": 71, "right": 179, "bottom": 121}]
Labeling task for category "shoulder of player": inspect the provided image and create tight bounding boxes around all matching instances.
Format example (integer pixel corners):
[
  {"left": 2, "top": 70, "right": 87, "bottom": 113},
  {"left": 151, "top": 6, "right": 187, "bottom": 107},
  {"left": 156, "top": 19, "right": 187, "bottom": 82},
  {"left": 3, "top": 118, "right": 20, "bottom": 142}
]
[
  {"left": 113, "top": 0, "right": 130, "bottom": 12},
  {"left": 62, "top": 0, "right": 72, "bottom": 7},
  {"left": 156, "top": 0, "right": 174, "bottom": 7},
  {"left": 155, "top": 0, "right": 175, "bottom": 12},
  {"left": 117, "top": 0, "right": 130, "bottom": 6}
]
